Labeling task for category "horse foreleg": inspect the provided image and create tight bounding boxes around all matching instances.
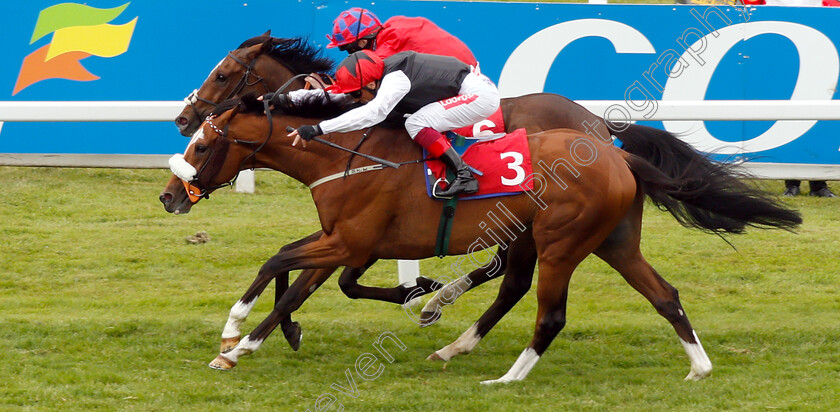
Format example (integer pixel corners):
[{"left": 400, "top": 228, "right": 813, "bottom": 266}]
[
  {"left": 210, "top": 234, "right": 355, "bottom": 370},
  {"left": 338, "top": 259, "right": 445, "bottom": 304},
  {"left": 429, "top": 234, "right": 535, "bottom": 361},
  {"left": 219, "top": 232, "right": 322, "bottom": 353},
  {"left": 419, "top": 246, "right": 509, "bottom": 327},
  {"left": 210, "top": 264, "right": 337, "bottom": 370},
  {"left": 481, "top": 255, "right": 576, "bottom": 385},
  {"left": 280, "top": 268, "right": 339, "bottom": 351}
]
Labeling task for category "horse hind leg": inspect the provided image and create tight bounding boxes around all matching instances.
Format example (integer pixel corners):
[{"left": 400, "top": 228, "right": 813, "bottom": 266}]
[
  {"left": 599, "top": 246, "right": 712, "bottom": 380},
  {"left": 594, "top": 206, "right": 712, "bottom": 380},
  {"left": 428, "top": 235, "right": 534, "bottom": 361}
]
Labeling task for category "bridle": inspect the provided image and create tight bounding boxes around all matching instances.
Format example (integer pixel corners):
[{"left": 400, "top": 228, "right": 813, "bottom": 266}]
[
  {"left": 179, "top": 100, "right": 276, "bottom": 202},
  {"left": 183, "top": 50, "right": 280, "bottom": 121}
]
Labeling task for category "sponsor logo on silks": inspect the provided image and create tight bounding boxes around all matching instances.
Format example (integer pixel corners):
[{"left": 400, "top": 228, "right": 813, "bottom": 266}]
[
  {"left": 439, "top": 94, "right": 479, "bottom": 110},
  {"left": 12, "top": 2, "right": 138, "bottom": 96}
]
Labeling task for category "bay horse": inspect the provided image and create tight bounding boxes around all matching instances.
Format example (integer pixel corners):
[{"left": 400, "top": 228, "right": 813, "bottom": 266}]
[
  {"left": 172, "top": 33, "right": 803, "bottom": 366},
  {"left": 159, "top": 95, "right": 801, "bottom": 382}
]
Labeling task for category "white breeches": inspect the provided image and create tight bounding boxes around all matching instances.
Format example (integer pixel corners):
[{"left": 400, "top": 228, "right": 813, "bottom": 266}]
[{"left": 404, "top": 71, "right": 501, "bottom": 139}]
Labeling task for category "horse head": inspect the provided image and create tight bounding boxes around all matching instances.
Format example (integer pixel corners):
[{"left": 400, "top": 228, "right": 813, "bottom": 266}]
[
  {"left": 162, "top": 92, "right": 353, "bottom": 214},
  {"left": 175, "top": 32, "right": 334, "bottom": 136},
  {"left": 162, "top": 97, "right": 269, "bottom": 214}
]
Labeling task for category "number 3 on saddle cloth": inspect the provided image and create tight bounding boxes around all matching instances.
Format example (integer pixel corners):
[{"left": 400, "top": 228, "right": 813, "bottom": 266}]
[{"left": 423, "top": 124, "right": 534, "bottom": 200}]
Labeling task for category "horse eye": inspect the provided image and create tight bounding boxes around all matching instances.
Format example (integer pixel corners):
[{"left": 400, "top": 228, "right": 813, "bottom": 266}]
[
  {"left": 215, "top": 73, "right": 227, "bottom": 82},
  {"left": 195, "top": 144, "right": 208, "bottom": 154}
]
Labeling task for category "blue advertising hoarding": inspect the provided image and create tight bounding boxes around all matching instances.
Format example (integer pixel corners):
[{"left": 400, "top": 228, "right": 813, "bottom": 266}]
[{"left": 0, "top": 1, "right": 838, "bottom": 173}]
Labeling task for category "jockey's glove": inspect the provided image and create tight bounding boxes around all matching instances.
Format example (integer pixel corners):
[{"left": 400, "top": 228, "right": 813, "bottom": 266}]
[
  {"left": 264, "top": 91, "right": 290, "bottom": 108},
  {"left": 297, "top": 125, "right": 322, "bottom": 141}
]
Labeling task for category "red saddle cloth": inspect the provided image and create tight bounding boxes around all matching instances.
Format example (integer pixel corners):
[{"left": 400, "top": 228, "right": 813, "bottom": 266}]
[{"left": 424, "top": 128, "right": 533, "bottom": 200}]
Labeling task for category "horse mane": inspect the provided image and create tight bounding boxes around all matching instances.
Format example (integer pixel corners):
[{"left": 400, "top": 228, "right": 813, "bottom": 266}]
[
  {"left": 239, "top": 35, "right": 334, "bottom": 75},
  {"left": 210, "top": 93, "right": 356, "bottom": 121}
]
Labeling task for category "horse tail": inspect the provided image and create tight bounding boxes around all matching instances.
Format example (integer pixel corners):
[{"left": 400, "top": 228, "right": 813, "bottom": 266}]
[
  {"left": 612, "top": 123, "right": 706, "bottom": 179},
  {"left": 615, "top": 124, "right": 802, "bottom": 234}
]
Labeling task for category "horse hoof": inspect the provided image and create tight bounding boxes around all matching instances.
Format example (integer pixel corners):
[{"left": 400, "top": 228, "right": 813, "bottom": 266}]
[
  {"left": 685, "top": 369, "right": 711, "bottom": 381},
  {"left": 208, "top": 355, "right": 236, "bottom": 370},
  {"left": 220, "top": 336, "right": 240, "bottom": 353},
  {"left": 284, "top": 322, "right": 302, "bottom": 352},
  {"left": 480, "top": 377, "right": 513, "bottom": 385},
  {"left": 418, "top": 311, "right": 441, "bottom": 328},
  {"left": 426, "top": 352, "right": 446, "bottom": 362}
]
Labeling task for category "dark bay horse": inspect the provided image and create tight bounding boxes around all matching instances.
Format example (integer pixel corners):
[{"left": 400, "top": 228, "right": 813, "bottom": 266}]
[
  {"left": 159, "top": 96, "right": 801, "bottom": 382},
  {"left": 172, "top": 34, "right": 803, "bottom": 369}
]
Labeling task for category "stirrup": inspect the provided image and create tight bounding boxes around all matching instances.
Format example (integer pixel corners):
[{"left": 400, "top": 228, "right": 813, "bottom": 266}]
[
  {"left": 432, "top": 177, "right": 451, "bottom": 199},
  {"left": 434, "top": 176, "right": 478, "bottom": 199}
]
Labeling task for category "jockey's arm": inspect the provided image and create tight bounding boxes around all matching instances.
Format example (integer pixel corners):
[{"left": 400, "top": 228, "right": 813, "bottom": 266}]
[
  {"left": 318, "top": 71, "right": 411, "bottom": 134},
  {"left": 286, "top": 89, "right": 355, "bottom": 106}
]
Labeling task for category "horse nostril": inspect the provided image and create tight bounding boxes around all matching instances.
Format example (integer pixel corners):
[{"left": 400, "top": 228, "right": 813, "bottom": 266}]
[
  {"left": 176, "top": 117, "right": 189, "bottom": 126},
  {"left": 159, "top": 192, "right": 172, "bottom": 205}
]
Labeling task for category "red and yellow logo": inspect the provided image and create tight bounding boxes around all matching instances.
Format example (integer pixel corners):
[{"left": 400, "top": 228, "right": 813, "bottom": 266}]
[{"left": 13, "top": 2, "right": 138, "bottom": 95}]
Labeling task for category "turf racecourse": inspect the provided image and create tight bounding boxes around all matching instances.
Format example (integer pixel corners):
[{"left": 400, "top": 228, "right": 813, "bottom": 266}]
[{"left": 1, "top": 166, "right": 838, "bottom": 411}]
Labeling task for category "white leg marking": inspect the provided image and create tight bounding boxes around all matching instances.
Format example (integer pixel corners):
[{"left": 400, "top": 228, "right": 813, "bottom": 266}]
[
  {"left": 681, "top": 330, "right": 712, "bottom": 380},
  {"left": 480, "top": 347, "right": 540, "bottom": 385},
  {"left": 222, "top": 299, "right": 257, "bottom": 339},
  {"left": 420, "top": 277, "right": 471, "bottom": 315},
  {"left": 219, "top": 334, "right": 263, "bottom": 364},
  {"left": 434, "top": 324, "right": 482, "bottom": 361}
]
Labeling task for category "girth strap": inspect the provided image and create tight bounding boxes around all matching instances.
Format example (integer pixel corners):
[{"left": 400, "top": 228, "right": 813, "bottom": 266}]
[
  {"left": 433, "top": 133, "right": 466, "bottom": 257},
  {"left": 434, "top": 195, "right": 458, "bottom": 258}
]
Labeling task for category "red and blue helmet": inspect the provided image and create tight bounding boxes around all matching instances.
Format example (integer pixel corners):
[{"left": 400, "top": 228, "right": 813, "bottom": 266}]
[
  {"left": 325, "top": 8, "right": 382, "bottom": 49},
  {"left": 326, "top": 50, "right": 384, "bottom": 94}
]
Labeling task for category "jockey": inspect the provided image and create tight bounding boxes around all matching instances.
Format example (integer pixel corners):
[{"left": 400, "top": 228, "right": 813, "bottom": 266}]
[
  {"left": 325, "top": 7, "right": 477, "bottom": 66},
  {"left": 283, "top": 50, "right": 500, "bottom": 198}
]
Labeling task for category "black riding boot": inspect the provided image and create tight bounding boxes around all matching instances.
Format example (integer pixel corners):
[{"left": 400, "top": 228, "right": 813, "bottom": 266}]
[
  {"left": 434, "top": 147, "right": 478, "bottom": 198},
  {"left": 809, "top": 180, "right": 837, "bottom": 197},
  {"left": 783, "top": 180, "right": 801, "bottom": 197}
]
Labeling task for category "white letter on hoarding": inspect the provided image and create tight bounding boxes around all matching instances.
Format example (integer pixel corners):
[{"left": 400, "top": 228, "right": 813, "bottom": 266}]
[
  {"left": 498, "top": 19, "right": 655, "bottom": 98},
  {"left": 662, "top": 22, "right": 840, "bottom": 154}
]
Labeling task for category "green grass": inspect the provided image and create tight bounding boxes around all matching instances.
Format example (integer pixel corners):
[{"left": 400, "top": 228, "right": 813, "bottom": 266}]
[{"left": 1, "top": 167, "right": 838, "bottom": 411}]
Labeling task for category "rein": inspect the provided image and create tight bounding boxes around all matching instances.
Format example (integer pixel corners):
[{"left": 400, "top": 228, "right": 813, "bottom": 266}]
[
  {"left": 284, "top": 126, "right": 400, "bottom": 169},
  {"left": 297, "top": 126, "right": 434, "bottom": 189}
]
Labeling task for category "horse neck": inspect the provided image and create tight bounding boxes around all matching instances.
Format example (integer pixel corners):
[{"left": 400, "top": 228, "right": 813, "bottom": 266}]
[
  {"left": 257, "top": 56, "right": 304, "bottom": 91},
  {"left": 244, "top": 114, "right": 360, "bottom": 186}
]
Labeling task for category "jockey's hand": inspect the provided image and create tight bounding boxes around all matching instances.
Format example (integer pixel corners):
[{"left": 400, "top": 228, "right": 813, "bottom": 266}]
[
  {"left": 287, "top": 124, "right": 322, "bottom": 147},
  {"left": 261, "top": 91, "right": 290, "bottom": 109}
]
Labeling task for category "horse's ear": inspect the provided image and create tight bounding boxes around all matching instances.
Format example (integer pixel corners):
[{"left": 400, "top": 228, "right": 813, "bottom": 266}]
[
  {"left": 262, "top": 29, "right": 271, "bottom": 37},
  {"left": 260, "top": 37, "right": 274, "bottom": 54},
  {"left": 231, "top": 102, "right": 243, "bottom": 116}
]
